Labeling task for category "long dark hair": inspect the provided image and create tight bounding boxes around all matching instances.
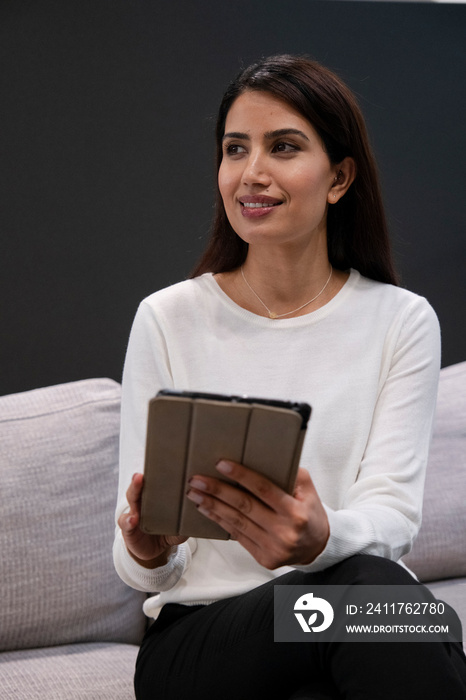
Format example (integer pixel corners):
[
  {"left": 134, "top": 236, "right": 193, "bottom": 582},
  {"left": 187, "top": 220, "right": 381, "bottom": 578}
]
[{"left": 191, "top": 54, "right": 398, "bottom": 285}]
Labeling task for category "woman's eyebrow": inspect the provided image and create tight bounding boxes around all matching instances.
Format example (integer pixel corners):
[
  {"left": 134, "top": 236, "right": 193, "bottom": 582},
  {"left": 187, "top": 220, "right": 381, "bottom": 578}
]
[
  {"left": 264, "top": 128, "right": 310, "bottom": 141},
  {"left": 222, "top": 131, "right": 249, "bottom": 141},
  {"left": 222, "top": 128, "right": 309, "bottom": 142}
]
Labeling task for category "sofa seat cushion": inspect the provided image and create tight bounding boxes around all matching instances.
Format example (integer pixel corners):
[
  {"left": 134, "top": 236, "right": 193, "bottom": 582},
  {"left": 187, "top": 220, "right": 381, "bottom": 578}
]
[
  {"left": 403, "top": 361, "right": 466, "bottom": 582},
  {"left": 0, "top": 378, "right": 146, "bottom": 652},
  {"left": 0, "top": 642, "right": 138, "bottom": 699}
]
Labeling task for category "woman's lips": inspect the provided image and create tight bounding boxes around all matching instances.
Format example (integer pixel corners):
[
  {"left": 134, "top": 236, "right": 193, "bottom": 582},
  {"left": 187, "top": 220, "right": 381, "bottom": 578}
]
[{"left": 239, "top": 195, "right": 283, "bottom": 218}]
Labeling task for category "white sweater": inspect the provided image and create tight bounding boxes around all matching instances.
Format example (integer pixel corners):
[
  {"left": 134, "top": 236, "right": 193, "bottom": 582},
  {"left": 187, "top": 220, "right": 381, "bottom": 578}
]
[{"left": 113, "top": 269, "right": 441, "bottom": 618}]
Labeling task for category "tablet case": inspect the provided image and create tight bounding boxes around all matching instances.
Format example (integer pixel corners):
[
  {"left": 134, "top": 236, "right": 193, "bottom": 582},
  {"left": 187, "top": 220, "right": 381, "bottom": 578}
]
[{"left": 140, "top": 394, "right": 310, "bottom": 540}]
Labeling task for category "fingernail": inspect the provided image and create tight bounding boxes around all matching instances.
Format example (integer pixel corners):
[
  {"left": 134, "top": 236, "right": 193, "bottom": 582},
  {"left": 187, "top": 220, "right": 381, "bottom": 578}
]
[
  {"left": 186, "top": 490, "right": 204, "bottom": 505},
  {"left": 216, "top": 460, "right": 233, "bottom": 474},
  {"left": 198, "top": 506, "right": 210, "bottom": 517},
  {"left": 189, "top": 478, "right": 207, "bottom": 490}
]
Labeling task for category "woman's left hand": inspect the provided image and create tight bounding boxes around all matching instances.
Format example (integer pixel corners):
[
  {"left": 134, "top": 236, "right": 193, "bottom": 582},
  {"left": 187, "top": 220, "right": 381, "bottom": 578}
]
[{"left": 186, "top": 461, "right": 329, "bottom": 569}]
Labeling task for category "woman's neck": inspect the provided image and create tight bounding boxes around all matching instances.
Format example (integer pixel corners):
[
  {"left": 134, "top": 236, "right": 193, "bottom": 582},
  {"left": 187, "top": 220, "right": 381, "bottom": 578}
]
[{"left": 215, "top": 246, "right": 348, "bottom": 319}]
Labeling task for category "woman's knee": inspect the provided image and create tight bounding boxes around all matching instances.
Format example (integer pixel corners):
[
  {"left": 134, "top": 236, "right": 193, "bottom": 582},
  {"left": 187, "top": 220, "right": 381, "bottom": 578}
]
[
  {"left": 337, "top": 554, "right": 417, "bottom": 585},
  {"left": 297, "top": 554, "right": 418, "bottom": 587}
]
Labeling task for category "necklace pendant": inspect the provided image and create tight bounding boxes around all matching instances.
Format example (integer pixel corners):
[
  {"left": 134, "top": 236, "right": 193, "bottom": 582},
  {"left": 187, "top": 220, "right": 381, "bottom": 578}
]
[{"left": 269, "top": 311, "right": 278, "bottom": 319}]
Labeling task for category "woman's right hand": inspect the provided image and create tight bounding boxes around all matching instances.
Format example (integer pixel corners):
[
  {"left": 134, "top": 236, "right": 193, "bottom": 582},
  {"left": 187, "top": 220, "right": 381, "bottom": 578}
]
[{"left": 118, "top": 473, "right": 187, "bottom": 569}]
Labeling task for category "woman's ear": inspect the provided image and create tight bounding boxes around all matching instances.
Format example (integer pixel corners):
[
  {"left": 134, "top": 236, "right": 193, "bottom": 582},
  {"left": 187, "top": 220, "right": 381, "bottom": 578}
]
[{"left": 327, "top": 157, "right": 356, "bottom": 204}]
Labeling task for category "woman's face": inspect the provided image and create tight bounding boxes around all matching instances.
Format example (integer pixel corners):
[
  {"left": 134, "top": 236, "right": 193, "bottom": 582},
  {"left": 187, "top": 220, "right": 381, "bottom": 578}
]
[{"left": 218, "top": 90, "right": 338, "bottom": 252}]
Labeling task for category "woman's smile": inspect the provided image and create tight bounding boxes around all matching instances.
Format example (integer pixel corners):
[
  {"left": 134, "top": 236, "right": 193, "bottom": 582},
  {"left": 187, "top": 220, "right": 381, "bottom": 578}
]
[{"left": 240, "top": 194, "right": 283, "bottom": 217}]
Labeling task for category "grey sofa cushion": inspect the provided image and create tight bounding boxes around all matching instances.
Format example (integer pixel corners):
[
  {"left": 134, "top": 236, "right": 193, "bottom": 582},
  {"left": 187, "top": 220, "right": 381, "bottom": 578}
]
[
  {"left": 403, "top": 362, "right": 466, "bottom": 582},
  {"left": 0, "top": 642, "right": 138, "bottom": 699},
  {"left": 0, "top": 379, "right": 146, "bottom": 652}
]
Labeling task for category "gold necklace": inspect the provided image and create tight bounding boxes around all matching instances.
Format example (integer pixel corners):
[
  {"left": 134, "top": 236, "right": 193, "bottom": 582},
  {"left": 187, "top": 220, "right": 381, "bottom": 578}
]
[{"left": 240, "top": 265, "right": 333, "bottom": 319}]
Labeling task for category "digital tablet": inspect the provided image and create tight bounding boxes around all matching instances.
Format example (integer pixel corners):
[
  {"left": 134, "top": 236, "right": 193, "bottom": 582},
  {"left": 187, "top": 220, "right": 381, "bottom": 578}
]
[{"left": 140, "top": 390, "right": 311, "bottom": 540}]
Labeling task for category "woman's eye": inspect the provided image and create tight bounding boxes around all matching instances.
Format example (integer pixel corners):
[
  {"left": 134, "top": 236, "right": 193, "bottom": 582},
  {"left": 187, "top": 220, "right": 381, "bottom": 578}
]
[
  {"left": 224, "top": 143, "right": 246, "bottom": 156},
  {"left": 273, "top": 141, "right": 299, "bottom": 154}
]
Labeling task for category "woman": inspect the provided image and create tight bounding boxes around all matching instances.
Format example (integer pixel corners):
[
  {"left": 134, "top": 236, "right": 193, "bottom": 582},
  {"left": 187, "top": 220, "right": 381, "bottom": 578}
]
[{"left": 114, "top": 55, "right": 466, "bottom": 699}]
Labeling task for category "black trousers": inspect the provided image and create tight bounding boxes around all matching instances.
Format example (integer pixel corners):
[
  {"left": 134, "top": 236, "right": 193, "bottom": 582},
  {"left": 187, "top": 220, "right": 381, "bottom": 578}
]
[{"left": 135, "top": 554, "right": 466, "bottom": 700}]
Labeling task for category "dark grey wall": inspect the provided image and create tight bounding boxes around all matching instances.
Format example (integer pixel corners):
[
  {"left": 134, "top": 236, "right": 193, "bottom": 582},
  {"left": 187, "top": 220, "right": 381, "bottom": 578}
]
[{"left": 1, "top": 0, "right": 465, "bottom": 396}]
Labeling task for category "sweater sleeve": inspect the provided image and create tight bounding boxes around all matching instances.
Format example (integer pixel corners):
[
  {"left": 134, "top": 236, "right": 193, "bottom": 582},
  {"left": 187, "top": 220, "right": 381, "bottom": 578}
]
[
  {"left": 295, "top": 296, "right": 441, "bottom": 572},
  {"left": 113, "top": 299, "right": 190, "bottom": 592}
]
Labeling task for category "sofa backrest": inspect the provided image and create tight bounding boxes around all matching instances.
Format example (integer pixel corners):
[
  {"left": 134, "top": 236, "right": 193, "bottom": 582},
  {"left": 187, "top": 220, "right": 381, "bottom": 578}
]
[
  {"left": 0, "top": 378, "right": 147, "bottom": 653},
  {"left": 403, "top": 361, "right": 466, "bottom": 582}
]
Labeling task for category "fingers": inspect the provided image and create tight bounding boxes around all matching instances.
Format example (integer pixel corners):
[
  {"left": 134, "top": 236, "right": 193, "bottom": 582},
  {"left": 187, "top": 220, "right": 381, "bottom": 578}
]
[
  {"left": 118, "top": 473, "right": 188, "bottom": 566},
  {"left": 186, "top": 463, "right": 328, "bottom": 569},
  {"left": 117, "top": 508, "right": 138, "bottom": 537},
  {"left": 292, "top": 467, "right": 315, "bottom": 500},
  {"left": 127, "top": 472, "right": 144, "bottom": 512},
  {"left": 118, "top": 473, "right": 144, "bottom": 534},
  {"left": 215, "top": 459, "right": 295, "bottom": 510},
  {"left": 186, "top": 461, "right": 312, "bottom": 531},
  {"left": 189, "top": 462, "right": 314, "bottom": 513},
  {"left": 186, "top": 476, "right": 292, "bottom": 568},
  {"left": 186, "top": 460, "right": 290, "bottom": 544},
  {"left": 186, "top": 485, "right": 268, "bottom": 555}
]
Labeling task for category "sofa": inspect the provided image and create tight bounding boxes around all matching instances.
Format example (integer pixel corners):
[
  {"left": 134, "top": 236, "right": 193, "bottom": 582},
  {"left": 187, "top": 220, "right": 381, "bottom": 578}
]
[
  {"left": 0, "top": 378, "right": 147, "bottom": 699},
  {"left": 0, "top": 362, "right": 465, "bottom": 699}
]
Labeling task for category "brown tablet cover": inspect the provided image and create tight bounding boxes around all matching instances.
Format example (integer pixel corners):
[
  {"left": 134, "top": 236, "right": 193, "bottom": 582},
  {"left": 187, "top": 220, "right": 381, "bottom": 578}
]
[{"left": 140, "top": 395, "right": 308, "bottom": 539}]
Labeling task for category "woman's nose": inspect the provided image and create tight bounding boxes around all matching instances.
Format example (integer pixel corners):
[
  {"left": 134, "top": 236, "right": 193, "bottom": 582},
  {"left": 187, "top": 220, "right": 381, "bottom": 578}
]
[{"left": 241, "top": 150, "right": 272, "bottom": 187}]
